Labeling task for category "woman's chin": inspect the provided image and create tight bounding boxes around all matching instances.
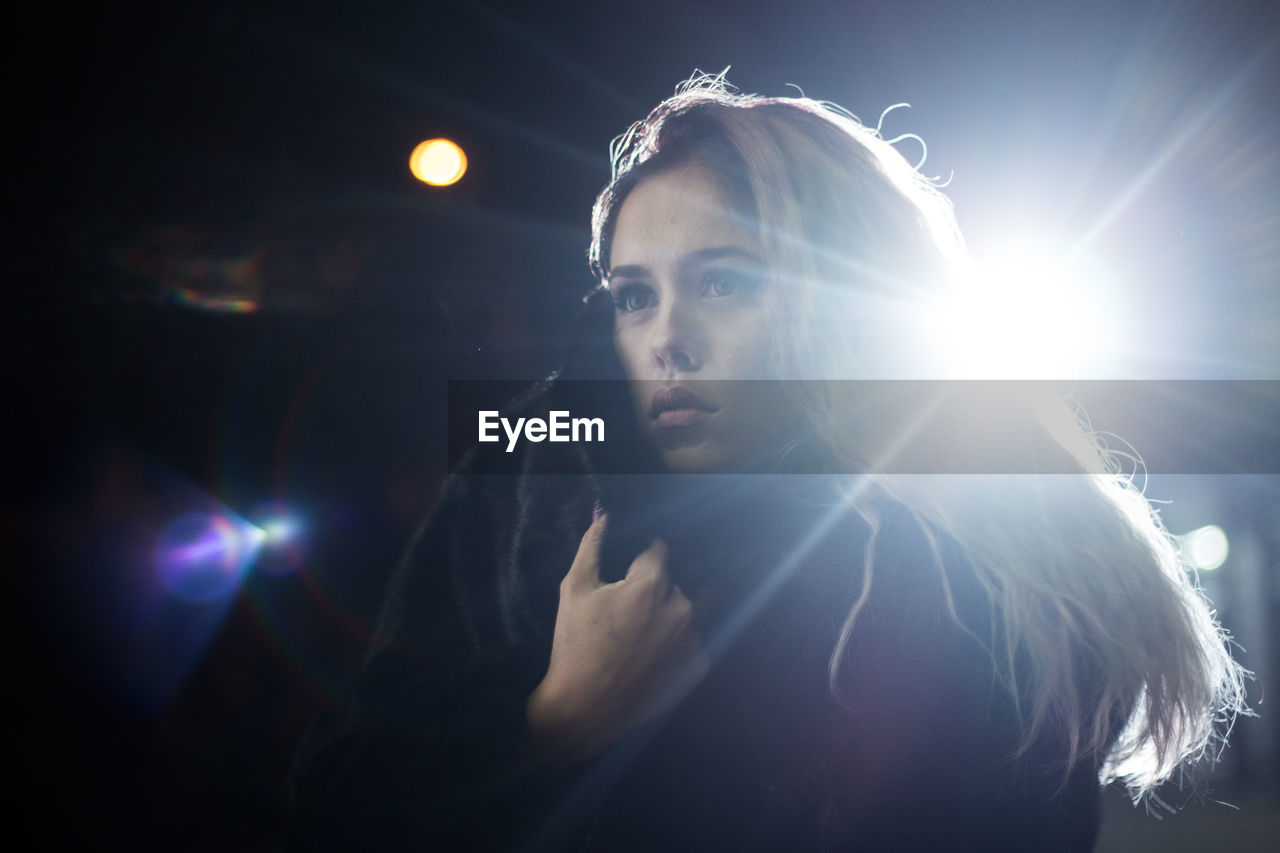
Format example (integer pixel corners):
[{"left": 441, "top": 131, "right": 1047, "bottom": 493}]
[
  {"left": 658, "top": 443, "right": 770, "bottom": 475},
  {"left": 658, "top": 443, "right": 728, "bottom": 475}
]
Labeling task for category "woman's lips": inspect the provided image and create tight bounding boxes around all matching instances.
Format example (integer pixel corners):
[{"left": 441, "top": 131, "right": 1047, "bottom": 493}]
[
  {"left": 650, "top": 386, "right": 718, "bottom": 428},
  {"left": 654, "top": 408, "right": 711, "bottom": 428}
]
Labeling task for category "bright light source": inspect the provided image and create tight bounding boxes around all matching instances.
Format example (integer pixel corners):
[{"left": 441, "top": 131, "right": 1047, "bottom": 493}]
[
  {"left": 410, "top": 138, "right": 467, "bottom": 186},
  {"left": 1181, "top": 524, "right": 1229, "bottom": 571},
  {"left": 262, "top": 518, "right": 296, "bottom": 543},
  {"left": 247, "top": 500, "right": 307, "bottom": 575},
  {"left": 926, "top": 241, "right": 1120, "bottom": 378}
]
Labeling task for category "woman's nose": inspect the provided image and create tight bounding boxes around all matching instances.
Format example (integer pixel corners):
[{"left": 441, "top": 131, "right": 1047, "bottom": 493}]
[{"left": 650, "top": 305, "right": 702, "bottom": 375}]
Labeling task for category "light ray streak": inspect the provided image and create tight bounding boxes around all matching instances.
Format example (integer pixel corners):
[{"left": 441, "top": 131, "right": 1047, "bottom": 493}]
[{"left": 1071, "top": 36, "right": 1278, "bottom": 260}]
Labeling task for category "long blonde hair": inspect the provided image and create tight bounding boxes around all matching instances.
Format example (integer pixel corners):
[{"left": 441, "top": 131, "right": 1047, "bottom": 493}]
[{"left": 588, "top": 72, "right": 1247, "bottom": 798}]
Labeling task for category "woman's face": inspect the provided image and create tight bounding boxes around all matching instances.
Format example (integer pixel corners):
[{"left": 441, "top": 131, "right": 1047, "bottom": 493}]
[{"left": 609, "top": 163, "right": 793, "bottom": 473}]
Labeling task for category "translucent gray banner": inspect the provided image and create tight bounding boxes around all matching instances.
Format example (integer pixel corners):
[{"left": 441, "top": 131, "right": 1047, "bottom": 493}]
[{"left": 447, "top": 380, "right": 1280, "bottom": 475}]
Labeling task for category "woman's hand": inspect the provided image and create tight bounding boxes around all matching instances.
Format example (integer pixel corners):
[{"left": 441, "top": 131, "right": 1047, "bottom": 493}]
[{"left": 527, "top": 516, "right": 707, "bottom": 762}]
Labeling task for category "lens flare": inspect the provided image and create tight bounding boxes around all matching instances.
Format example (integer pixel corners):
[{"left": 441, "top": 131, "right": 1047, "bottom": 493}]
[
  {"left": 114, "top": 230, "right": 264, "bottom": 314},
  {"left": 154, "top": 512, "right": 256, "bottom": 602},
  {"left": 1181, "top": 524, "right": 1229, "bottom": 571},
  {"left": 171, "top": 286, "right": 261, "bottom": 314},
  {"left": 410, "top": 138, "right": 467, "bottom": 186},
  {"left": 248, "top": 500, "right": 307, "bottom": 575}
]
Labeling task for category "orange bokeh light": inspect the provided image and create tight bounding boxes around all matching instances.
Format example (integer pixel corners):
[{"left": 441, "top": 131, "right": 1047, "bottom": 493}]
[{"left": 409, "top": 138, "right": 467, "bottom": 186}]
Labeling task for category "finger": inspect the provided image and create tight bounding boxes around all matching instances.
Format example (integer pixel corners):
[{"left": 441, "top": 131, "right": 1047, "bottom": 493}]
[
  {"left": 565, "top": 513, "right": 607, "bottom": 591},
  {"left": 665, "top": 585, "right": 696, "bottom": 633},
  {"left": 623, "top": 539, "right": 672, "bottom": 598}
]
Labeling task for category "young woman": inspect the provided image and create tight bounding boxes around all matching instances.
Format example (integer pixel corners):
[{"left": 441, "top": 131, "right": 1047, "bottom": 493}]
[{"left": 289, "top": 76, "right": 1246, "bottom": 851}]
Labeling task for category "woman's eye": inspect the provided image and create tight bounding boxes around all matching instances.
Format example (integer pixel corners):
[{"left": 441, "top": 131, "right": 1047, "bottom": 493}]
[
  {"left": 612, "top": 284, "right": 656, "bottom": 313},
  {"left": 701, "top": 268, "right": 762, "bottom": 298}
]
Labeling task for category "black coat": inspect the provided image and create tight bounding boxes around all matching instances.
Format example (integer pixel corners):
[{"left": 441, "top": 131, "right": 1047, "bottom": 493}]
[{"left": 289, "top": 291, "right": 1105, "bottom": 851}]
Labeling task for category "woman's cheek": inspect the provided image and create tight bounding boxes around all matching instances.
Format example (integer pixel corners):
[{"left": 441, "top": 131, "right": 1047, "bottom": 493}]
[{"left": 722, "top": 330, "right": 774, "bottom": 379}]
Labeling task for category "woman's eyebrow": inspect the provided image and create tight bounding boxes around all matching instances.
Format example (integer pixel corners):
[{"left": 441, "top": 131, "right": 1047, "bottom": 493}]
[
  {"left": 610, "top": 247, "right": 763, "bottom": 281},
  {"left": 677, "top": 246, "right": 765, "bottom": 277},
  {"left": 608, "top": 264, "right": 650, "bottom": 280},
  {"left": 681, "top": 246, "right": 764, "bottom": 267}
]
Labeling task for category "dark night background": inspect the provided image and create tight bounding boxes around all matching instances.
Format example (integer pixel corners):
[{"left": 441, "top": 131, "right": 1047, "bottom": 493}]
[{"left": 12, "top": 0, "right": 1280, "bottom": 848}]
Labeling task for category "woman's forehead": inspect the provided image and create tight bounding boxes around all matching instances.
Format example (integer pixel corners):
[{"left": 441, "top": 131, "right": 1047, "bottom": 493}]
[{"left": 609, "top": 165, "right": 759, "bottom": 272}]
